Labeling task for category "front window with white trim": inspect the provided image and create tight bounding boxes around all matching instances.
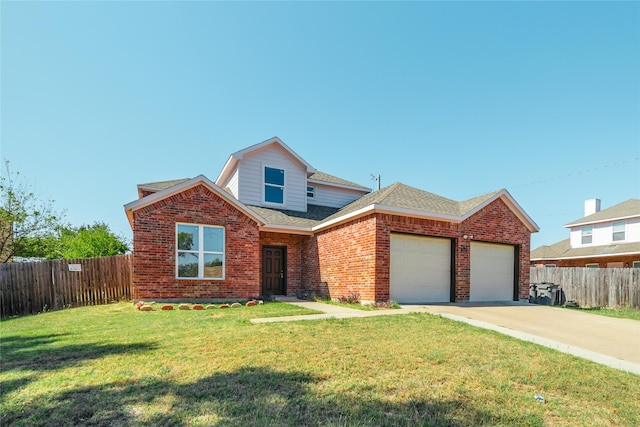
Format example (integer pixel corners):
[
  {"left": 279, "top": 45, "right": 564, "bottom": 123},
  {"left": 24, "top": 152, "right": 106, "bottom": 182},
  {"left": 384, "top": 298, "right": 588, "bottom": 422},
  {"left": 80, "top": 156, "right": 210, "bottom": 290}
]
[
  {"left": 612, "top": 221, "right": 625, "bottom": 241},
  {"left": 264, "top": 166, "right": 285, "bottom": 204},
  {"left": 581, "top": 226, "right": 593, "bottom": 245},
  {"left": 176, "top": 224, "right": 225, "bottom": 279}
]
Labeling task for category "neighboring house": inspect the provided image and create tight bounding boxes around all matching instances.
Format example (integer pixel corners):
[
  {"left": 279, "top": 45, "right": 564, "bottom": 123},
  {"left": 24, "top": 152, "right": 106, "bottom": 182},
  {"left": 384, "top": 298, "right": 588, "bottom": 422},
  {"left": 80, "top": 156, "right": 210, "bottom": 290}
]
[
  {"left": 124, "top": 137, "right": 539, "bottom": 304},
  {"left": 531, "top": 198, "right": 640, "bottom": 268}
]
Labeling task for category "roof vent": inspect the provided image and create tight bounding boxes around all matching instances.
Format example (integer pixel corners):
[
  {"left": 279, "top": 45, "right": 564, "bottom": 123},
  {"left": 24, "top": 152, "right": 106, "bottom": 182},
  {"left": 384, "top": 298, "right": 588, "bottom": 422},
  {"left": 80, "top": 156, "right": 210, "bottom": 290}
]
[{"left": 584, "top": 198, "right": 601, "bottom": 217}]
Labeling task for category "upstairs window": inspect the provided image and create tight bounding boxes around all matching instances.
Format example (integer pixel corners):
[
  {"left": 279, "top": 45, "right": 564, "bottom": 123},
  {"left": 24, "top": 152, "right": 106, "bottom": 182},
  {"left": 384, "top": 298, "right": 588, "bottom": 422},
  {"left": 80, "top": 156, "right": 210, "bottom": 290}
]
[
  {"left": 307, "top": 186, "right": 315, "bottom": 198},
  {"left": 581, "top": 226, "right": 593, "bottom": 245},
  {"left": 612, "top": 221, "right": 625, "bottom": 241},
  {"left": 264, "top": 166, "right": 285, "bottom": 204},
  {"left": 176, "top": 224, "right": 225, "bottom": 279}
]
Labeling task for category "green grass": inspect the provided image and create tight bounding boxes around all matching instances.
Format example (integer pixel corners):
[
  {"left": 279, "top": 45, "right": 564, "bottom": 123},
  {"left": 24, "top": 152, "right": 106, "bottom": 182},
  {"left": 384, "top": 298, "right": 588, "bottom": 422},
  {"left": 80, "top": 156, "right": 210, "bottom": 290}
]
[
  {"left": 560, "top": 305, "right": 640, "bottom": 320},
  {"left": 2, "top": 302, "right": 639, "bottom": 426},
  {"left": 317, "top": 299, "right": 401, "bottom": 311}
]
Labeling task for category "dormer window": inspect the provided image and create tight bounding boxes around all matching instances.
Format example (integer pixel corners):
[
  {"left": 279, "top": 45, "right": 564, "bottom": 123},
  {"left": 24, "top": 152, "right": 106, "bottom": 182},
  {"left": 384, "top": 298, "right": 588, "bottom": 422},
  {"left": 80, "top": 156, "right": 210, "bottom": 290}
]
[
  {"left": 264, "top": 166, "right": 285, "bottom": 204},
  {"left": 612, "top": 221, "right": 625, "bottom": 241},
  {"left": 581, "top": 226, "right": 593, "bottom": 245}
]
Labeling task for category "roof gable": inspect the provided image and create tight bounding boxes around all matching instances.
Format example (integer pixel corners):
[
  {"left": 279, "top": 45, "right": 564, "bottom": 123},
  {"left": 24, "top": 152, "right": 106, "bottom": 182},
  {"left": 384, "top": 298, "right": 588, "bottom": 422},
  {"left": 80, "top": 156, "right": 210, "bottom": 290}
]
[
  {"left": 314, "top": 183, "right": 539, "bottom": 232},
  {"left": 565, "top": 199, "right": 640, "bottom": 227},
  {"left": 215, "top": 137, "right": 316, "bottom": 186},
  {"left": 124, "top": 175, "right": 266, "bottom": 227},
  {"left": 531, "top": 238, "right": 640, "bottom": 260},
  {"left": 136, "top": 178, "right": 191, "bottom": 198}
]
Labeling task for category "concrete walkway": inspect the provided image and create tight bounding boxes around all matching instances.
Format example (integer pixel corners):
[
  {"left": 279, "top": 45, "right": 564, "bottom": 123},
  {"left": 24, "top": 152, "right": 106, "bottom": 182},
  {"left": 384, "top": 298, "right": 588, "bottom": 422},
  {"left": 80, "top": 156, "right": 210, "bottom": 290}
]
[{"left": 251, "top": 298, "right": 640, "bottom": 375}]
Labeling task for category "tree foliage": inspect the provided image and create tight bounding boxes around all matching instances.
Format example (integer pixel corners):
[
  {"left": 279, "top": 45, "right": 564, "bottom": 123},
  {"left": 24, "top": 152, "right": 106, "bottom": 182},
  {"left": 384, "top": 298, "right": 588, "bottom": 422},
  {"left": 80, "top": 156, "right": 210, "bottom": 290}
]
[
  {"left": 0, "top": 160, "right": 63, "bottom": 262},
  {"left": 57, "top": 222, "right": 130, "bottom": 259},
  {"left": 16, "top": 222, "right": 130, "bottom": 260},
  {"left": 1, "top": 160, "right": 130, "bottom": 261}
]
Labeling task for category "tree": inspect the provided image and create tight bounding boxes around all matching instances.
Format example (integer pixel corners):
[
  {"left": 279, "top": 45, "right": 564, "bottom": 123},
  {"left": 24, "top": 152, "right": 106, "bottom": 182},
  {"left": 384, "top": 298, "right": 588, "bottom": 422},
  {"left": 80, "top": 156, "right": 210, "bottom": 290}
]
[
  {"left": 14, "top": 222, "right": 130, "bottom": 259},
  {"left": 0, "top": 160, "right": 64, "bottom": 262},
  {"left": 57, "top": 222, "right": 129, "bottom": 259}
]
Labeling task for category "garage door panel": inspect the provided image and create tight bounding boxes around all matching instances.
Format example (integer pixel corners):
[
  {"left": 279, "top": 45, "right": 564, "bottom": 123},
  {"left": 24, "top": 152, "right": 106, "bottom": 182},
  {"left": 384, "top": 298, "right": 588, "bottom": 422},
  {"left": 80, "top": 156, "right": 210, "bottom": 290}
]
[
  {"left": 390, "top": 234, "right": 451, "bottom": 303},
  {"left": 470, "top": 242, "right": 514, "bottom": 302}
]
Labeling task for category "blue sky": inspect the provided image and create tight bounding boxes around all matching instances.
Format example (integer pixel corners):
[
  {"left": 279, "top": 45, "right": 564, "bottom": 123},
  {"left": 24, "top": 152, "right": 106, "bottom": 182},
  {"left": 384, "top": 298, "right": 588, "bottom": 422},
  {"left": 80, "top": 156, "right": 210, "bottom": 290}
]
[{"left": 1, "top": 1, "right": 639, "bottom": 250}]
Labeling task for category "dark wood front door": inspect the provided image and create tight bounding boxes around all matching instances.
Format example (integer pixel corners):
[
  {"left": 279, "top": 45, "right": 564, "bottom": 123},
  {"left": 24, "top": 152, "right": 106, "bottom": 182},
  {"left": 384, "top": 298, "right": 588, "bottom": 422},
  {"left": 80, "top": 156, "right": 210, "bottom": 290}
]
[{"left": 262, "top": 246, "right": 285, "bottom": 295}]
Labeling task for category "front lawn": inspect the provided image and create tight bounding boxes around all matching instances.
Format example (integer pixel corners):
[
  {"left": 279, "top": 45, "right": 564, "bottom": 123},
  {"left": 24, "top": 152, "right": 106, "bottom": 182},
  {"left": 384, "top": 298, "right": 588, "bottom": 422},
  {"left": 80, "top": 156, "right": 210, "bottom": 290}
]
[
  {"left": 560, "top": 305, "right": 640, "bottom": 321},
  {"left": 1, "top": 302, "right": 638, "bottom": 426}
]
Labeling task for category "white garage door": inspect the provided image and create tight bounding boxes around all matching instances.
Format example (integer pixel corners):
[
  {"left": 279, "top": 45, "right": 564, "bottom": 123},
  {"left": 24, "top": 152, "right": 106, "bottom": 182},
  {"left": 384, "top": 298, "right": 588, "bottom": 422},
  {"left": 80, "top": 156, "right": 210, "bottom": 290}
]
[
  {"left": 470, "top": 242, "right": 515, "bottom": 302},
  {"left": 390, "top": 234, "right": 451, "bottom": 303}
]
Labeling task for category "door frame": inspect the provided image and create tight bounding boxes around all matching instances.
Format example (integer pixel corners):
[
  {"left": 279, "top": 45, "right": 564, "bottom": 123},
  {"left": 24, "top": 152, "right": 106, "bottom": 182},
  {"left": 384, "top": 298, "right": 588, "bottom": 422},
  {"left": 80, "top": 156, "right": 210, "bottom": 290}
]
[{"left": 261, "top": 245, "right": 287, "bottom": 295}]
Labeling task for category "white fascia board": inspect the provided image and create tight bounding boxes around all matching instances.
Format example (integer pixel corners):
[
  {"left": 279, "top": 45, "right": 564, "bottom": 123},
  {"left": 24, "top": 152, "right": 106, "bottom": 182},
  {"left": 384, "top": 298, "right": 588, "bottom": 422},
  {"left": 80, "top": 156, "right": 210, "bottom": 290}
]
[
  {"left": 563, "top": 214, "right": 640, "bottom": 228},
  {"left": 312, "top": 204, "right": 462, "bottom": 232},
  {"left": 123, "top": 174, "right": 267, "bottom": 228},
  {"left": 259, "top": 224, "right": 314, "bottom": 236},
  {"left": 307, "top": 178, "right": 372, "bottom": 193},
  {"left": 312, "top": 192, "right": 540, "bottom": 234},
  {"left": 312, "top": 205, "right": 377, "bottom": 232},
  {"left": 215, "top": 137, "right": 317, "bottom": 187},
  {"left": 215, "top": 156, "right": 239, "bottom": 187},
  {"left": 500, "top": 191, "right": 540, "bottom": 233},
  {"left": 233, "top": 137, "right": 316, "bottom": 173},
  {"left": 463, "top": 190, "right": 540, "bottom": 233},
  {"left": 531, "top": 251, "right": 640, "bottom": 261}
]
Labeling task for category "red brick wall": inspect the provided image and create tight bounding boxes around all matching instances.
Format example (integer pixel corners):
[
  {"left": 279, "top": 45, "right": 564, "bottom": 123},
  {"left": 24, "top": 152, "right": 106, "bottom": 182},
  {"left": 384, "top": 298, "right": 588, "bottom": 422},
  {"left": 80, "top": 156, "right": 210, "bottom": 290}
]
[
  {"left": 259, "top": 232, "right": 310, "bottom": 296},
  {"left": 311, "top": 215, "right": 378, "bottom": 301},
  {"left": 132, "top": 184, "right": 261, "bottom": 300},
  {"left": 305, "top": 197, "right": 532, "bottom": 302},
  {"left": 460, "top": 199, "right": 532, "bottom": 300},
  {"left": 132, "top": 187, "right": 532, "bottom": 302}
]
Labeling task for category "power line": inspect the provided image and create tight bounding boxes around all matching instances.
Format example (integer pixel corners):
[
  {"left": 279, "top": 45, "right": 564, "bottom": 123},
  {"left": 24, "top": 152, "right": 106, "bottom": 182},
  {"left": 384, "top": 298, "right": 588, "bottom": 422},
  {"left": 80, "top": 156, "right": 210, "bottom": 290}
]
[{"left": 510, "top": 157, "right": 639, "bottom": 190}]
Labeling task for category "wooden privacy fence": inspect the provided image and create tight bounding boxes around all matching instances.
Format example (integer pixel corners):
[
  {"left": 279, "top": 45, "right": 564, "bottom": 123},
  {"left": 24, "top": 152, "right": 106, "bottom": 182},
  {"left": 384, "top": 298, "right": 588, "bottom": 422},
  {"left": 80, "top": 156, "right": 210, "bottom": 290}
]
[
  {"left": 530, "top": 267, "right": 640, "bottom": 309},
  {"left": 0, "top": 254, "right": 132, "bottom": 317}
]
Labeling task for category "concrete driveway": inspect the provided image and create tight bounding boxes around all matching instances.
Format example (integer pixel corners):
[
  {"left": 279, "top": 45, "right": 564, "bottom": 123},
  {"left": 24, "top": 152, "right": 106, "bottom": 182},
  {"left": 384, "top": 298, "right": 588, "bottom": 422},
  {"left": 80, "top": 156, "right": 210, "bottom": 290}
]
[
  {"left": 254, "top": 299, "right": 640, "bottom": 375},
  {"left": 406, "top": 302, "right": 640, "bottom": 375}
]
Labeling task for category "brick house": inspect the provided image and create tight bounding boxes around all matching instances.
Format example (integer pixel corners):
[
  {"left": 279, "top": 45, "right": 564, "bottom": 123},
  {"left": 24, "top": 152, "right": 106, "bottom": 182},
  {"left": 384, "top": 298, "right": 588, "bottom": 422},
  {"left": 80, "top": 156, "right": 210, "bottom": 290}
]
[
  {"left": 531, "top": 198, "right": 640, "bottom": 268},
  {"left": 124, "top": 137, "right": 539, "bottom": 304}
]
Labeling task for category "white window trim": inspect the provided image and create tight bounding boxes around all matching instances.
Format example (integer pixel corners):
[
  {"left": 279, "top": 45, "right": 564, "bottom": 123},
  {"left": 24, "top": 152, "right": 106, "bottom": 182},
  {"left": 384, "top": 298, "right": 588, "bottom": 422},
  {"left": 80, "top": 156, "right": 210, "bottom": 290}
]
[
  {"left": 307, "top": 185, "right": 315, "bottom": 198},
  {"left": 176, "top": 223, "right": 225, "bottom": 280},
  {"left": 612, "top": 221, "right": 626, "bottom": 242},
  {"left": 581, "top": 226, "right": 593, "bottom": 245},
  {"left": 262, "top": 165, "right": 286, "bottom": 207}
]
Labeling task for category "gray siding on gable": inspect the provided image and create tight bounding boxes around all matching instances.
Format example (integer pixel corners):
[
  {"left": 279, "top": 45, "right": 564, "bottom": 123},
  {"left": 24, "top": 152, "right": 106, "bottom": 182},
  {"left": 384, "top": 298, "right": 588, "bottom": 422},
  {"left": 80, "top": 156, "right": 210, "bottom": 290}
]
[
  {"left": 312, "top": 184, "right": 368, "bottom": 209},
  {"left": 227, "top": 169, "right": 240, "bottom": 199},
  {"left": 237, "top": 145, "right": 307, "bottom": 212}
]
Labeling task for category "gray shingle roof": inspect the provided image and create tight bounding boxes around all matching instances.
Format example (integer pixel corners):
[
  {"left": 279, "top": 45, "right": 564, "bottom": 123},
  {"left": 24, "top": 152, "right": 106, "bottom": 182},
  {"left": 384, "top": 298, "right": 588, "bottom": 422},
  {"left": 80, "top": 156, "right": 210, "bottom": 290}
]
[
  {"left": 247, "top": 204, "right": 341, "bottom": 227},
  {"left": 139, "top": 178, "right": 191, "bottom": 191},
  {"left": 133, "top": 178, "right": 513, "bottom": 231},
  {"left": 531, "top": 238, "right": 640, "bottom": 260},
  {"left": 321, "top": 183, "right": 502, "bottom": 223},
  {"left": 566, "top": 199, "right": 640, "bottom": 226},
  {"left": 308, "top": 171, "right": 370, "bottom": 190}
]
